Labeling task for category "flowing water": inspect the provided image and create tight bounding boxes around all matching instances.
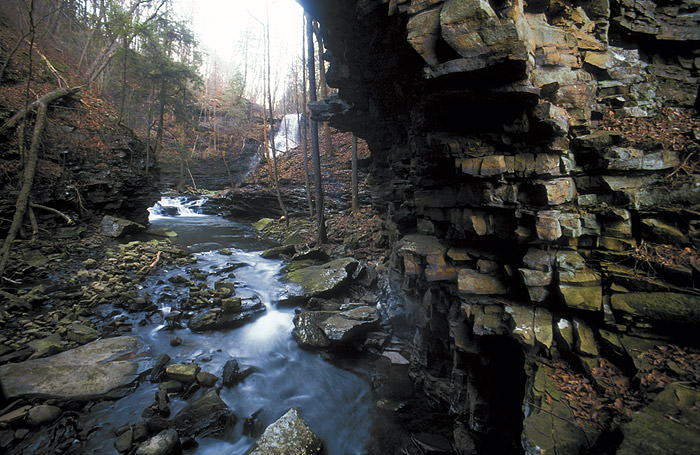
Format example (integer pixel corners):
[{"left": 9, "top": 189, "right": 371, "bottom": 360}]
[
  {"left": 82, "top": 196, "right": 376, "bottom": 454},
  {"left": 273, "top": 113, "right": 301, "bottom": 154}
]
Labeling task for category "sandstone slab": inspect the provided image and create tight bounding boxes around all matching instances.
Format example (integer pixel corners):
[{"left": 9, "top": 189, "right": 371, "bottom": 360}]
[
  {"left": 0, "top": 336, "right": 145, "bottom": 400},
  {"left": 458, "top": 269, "right": 506, "bottom": 295},
  {"left": 611, "top": 292, "right": 700, "bottom": 324}
]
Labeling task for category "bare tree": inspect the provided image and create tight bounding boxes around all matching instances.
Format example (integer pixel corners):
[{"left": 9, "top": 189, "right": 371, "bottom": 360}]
[
  {"left": 266, "top": 0, "right": 287, "bottom": 222},
  {"left": 306, "top": 12, "right": 326, "bottom": 244}
]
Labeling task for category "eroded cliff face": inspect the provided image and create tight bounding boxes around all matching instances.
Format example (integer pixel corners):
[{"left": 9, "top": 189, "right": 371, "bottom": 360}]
[{"left": 301, "top": 0, "right": 700, "bottom": 453}]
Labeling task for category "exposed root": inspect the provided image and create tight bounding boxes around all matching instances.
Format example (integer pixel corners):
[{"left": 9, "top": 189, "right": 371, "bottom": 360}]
[{"left": 30, "top": 202, "right": 73, "bottom": 224}]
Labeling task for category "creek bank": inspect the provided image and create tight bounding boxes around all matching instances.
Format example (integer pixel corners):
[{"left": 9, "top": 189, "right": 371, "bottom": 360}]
[{"left": 299, "top": 0, "right": 700, "bottom": 453}]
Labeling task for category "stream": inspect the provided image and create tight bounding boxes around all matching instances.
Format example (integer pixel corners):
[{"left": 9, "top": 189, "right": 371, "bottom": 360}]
[{"left": 81, "top": 196, "right": 376, "bottom": 454}]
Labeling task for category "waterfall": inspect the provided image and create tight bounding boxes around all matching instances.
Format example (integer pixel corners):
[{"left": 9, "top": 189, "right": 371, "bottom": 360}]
[
  {"left": 148, "top": 196, "right": 207, "bottom": 219},
  {"left": 273, "top": 113, "right": 301, "bottom": 153}
]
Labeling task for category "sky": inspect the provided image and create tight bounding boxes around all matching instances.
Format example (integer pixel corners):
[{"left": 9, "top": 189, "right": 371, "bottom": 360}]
[{"left": 173, "top": 0, "right": 305, "bottom": 104}]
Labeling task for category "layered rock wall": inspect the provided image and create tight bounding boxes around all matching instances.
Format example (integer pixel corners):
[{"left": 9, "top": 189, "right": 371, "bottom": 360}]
[{"left": 302, "top": 0, "right": 700, "bottom": 453}]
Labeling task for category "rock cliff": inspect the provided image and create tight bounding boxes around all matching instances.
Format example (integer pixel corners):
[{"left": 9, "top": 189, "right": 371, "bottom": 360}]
[{"left": 300, "top": 0, "right": 700, "bottom": 453}]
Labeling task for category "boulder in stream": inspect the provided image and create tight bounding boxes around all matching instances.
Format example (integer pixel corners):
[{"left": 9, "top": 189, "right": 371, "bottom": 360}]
[
  {"left": 100, "top": 215, "right": 146, "bottom": 238},
  {"left": 221, "top": 359, "right": 256, "bottom": 387},
  {"left": 134, "top": 429, "right": 181, "bottom": 455},
  {"left": 292, "top": 306, "right": 380, "bottom": 350},
  {"left": 248, "top": 407, "right": 323, "bottom": 455},
  {"left": 286, "top": 257, "right": 359, "bottom": 299},
  {"left": 188, "top": 300, "right": 265, "bottom": 332},
  {"left": 170, "top": 389, "right": 235, "bottom": 438},
  {"left": 0, "top": 336, "right": 146, "bottom": 401}
]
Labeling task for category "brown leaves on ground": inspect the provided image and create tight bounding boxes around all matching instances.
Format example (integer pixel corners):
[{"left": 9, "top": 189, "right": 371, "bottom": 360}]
[
  {"left": 546, "top": 344, "right": 700, "bottom": 433},
  {"left": 547, "top": 360, "right": 611, "bottom": 432},
  {"left": 547, "top": 358, "right": 639, "bottom": 432},
  {"left": 600, "top": 106, "right": 699, "bottom": 152},
  {"left": 638, "top": 344, "right": 700, "bottom": 393}
]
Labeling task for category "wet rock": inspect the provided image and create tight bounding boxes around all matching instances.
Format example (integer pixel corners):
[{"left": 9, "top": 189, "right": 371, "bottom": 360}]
[
  {"left": 114, "top": 428, "right": 133, "bottom": 453},
  {"left": 100, "top": 215, "right": 146, "bottom": 238},
  {"left": 221, "top": 297, "right": 242, "bottom": 314},
  {"left": 248, "top": 407, "right": 322, "bottom": 455},
  {"left": 171, "top": 390, "right": 235, "bottom": 438},
  {"left": 168, "top": 275, "right": 192, "bottom": 286},
  {"left": 286, "top": 257, "right": 359, "bottom": 299},
  {"left": 169, "top": 336, "right": 182, "bottom": 347},
  {"left": 165, "top": 364, "right": 199, "bottom": 384},
  {"left": 253, "top": 218, "right": 274, "bottom": 231},
  {"left": 196, "top": 371, "right": 218, "bottom": 388},
  {"left": 221, "top": 359, "right": 256, "bottom": 387},
  {"left": 135, "top": 429, "right": 181, "bottom": 455},
  {"left": 243, "top": 409, "right": 264, "bottom": 438},
  {"left": 26, "top": 405, "right": 61, "bottom": 426},
  {"left": 319, "top": 306, "right": 380, "bottom": 345},
  {"left": 65, "top": 323, "right": 100, "bottom": 344},
  {"left": 151, "top": 354, "right": 171, "bottom": 382},
  {"left": 292, "top": 311, "right": 333, "bottom": 349},
  {"left": 261, "top": 244, "right": 296, "bottom": 259},
  {"left": 188, "top": 300, "right": 265, "bottom": 332},
  {"left": 0, "top": 336, "right": 145, "bottom": 400},
  {"left": 133, "top": 422, "right": 149, "bottom": 443},
  {"left": 159, "top": 381, "right": 183, "bottom": 394}
]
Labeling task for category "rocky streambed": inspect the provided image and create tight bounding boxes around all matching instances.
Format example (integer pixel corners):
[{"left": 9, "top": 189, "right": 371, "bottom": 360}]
[{"left": 0, "top": 196, "right": 418, "bottom": 455}]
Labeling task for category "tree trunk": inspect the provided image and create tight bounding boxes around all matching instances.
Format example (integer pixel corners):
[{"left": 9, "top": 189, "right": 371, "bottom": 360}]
[
  {"left": 306, "top": 13, "right": 326, "bottom": 244},
  {"left": 314, "top": 23, "right": 332, "bottom": 156},
  {"left": 267, "top": 1, "right": 288, "bottom": 222},
  {"left": 0, "top": 86, "right": 79, "bottom": 135},
  {"left": 301, "top": 14, "right": 313, "bottom": 216},
  {"left": 153, "top": 77, "right": 166, "bottom": 162},
  {"left": 0, "top": 102, "right": 47, "bottom": 278},
  {"left": 352, "top": 134, "right": 359, "bottom": 212}
]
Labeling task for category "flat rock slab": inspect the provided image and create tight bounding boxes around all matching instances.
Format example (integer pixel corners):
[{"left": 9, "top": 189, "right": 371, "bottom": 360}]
[
  {"left": 286, "top": 257, "right": 358, "bottom": 298},
  {"left": 0, "top": 336, "right": 146, "bottom": 401}
]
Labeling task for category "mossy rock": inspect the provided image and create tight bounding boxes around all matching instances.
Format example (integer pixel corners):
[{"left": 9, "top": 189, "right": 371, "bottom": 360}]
[
  {"left": 286, "top": 258, "right": 359, "bottom": 299},
  {"left": 253, "top": 218, "right": 274, "bottom": 231}
]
